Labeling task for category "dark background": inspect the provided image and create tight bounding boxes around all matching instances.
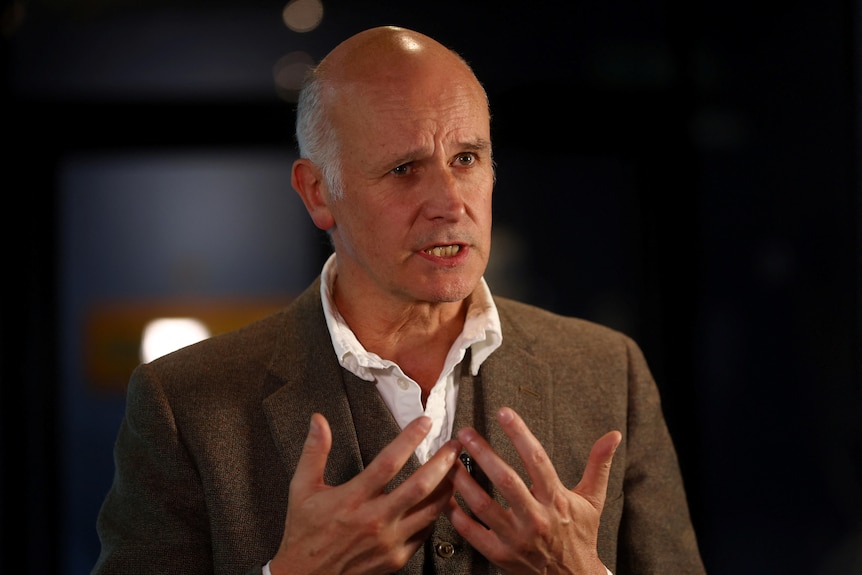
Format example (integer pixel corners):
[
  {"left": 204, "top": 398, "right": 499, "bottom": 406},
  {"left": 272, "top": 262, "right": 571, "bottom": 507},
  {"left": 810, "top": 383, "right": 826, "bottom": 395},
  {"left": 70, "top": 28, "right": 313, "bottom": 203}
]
[{"left": 2, "top": 0, "right": 861, "bottom": 573}]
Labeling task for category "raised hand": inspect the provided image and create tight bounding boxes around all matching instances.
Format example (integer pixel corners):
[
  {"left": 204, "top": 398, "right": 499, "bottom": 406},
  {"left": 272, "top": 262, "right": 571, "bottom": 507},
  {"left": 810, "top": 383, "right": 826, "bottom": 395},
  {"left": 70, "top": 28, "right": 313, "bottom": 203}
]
[
  {"left": 446, "top": 407, "right": 621, "bottom": 575},
  {"left": 269, "top": 413, "right": 462, "bottom": 575}
]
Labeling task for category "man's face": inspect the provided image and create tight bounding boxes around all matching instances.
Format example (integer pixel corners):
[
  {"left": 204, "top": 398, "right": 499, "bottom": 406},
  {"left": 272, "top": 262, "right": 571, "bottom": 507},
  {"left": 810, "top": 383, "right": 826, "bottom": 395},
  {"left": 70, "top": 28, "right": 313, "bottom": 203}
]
[{"left": 324, "top": 65, "right": 494, "bottom": 308}]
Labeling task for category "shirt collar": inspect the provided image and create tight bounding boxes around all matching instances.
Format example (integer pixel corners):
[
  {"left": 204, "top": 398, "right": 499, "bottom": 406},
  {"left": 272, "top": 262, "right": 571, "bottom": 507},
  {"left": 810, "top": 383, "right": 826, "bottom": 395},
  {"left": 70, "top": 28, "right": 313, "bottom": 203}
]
[{"left": 319, "top": 253, "right": 502, "bottom": 380}]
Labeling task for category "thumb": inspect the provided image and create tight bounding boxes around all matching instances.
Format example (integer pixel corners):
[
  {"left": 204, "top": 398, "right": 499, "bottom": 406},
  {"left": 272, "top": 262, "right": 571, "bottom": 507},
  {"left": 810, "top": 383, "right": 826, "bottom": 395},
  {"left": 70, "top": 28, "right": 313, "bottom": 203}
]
[
  {"left": 572, "top": 430, "right": 622, "bottom": 511},
  {"left": 289, "top": 413, "right": 333, "bottom": 497}
]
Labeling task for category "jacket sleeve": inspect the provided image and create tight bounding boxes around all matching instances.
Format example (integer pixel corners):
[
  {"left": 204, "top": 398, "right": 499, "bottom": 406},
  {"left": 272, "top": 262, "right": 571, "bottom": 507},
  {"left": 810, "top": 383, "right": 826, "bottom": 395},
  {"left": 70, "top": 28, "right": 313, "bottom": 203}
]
[
  {"left": 91, "top": 363, "right": 216, "bottom": 574},
  {"left": 616, "top": 336, "right": 707, "bottom": 575}
]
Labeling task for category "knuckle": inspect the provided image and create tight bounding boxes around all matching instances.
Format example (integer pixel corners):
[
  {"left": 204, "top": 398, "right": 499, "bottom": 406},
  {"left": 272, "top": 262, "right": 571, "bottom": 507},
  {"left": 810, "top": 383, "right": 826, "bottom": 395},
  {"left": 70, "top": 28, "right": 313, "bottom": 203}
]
[
  {"left": 380, "top": 549, "right": 410, "bottom": 573},
  {"left": 358, "top": 515, "right": 391, "bottom": 546},
  {"left": 527, "top": 445, "right": 548, "bottom": 466},
  {"left": 375, "top": 455, "right": 401, "bottom": 477},
  {"left": 496, "top": 469, "right": 519, "bottom": 491},
  {"left": 530, "top": 514, "right": 552, "bottom": 539},
  {"left": 471, "top": 492, "right": 494, "bottom": 515},
  {"left": 406, "top": 471, "right": 435, "bottom": 496}
]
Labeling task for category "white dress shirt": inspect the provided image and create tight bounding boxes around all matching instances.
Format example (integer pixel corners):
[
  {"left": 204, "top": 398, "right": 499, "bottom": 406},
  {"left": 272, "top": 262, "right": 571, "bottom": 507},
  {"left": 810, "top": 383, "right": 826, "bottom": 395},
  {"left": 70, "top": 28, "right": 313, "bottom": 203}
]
[{"left": 319, "top": 253, "right": 503, "bottom": 462}]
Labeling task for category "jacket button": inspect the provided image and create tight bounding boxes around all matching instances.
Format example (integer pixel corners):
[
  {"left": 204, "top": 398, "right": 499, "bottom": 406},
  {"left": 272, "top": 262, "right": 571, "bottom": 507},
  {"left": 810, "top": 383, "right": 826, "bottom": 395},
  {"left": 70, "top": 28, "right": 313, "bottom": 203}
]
[{"left": 435, "top": 541, "right": 455, "bottom": 558}]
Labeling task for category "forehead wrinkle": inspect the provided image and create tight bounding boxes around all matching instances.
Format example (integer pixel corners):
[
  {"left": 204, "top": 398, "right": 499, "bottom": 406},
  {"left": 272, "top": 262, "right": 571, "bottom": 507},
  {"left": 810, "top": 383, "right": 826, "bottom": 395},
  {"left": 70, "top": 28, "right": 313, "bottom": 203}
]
[{"left": 354, "top": 99, "right": 488, "bottom": 163}]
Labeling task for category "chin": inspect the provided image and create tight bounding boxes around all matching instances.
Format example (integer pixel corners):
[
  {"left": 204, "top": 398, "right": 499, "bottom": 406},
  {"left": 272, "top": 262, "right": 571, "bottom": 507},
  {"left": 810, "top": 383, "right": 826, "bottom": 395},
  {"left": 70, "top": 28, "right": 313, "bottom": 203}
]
[{"left": 423, "top": 277, "right": 480, "bottom": 303}]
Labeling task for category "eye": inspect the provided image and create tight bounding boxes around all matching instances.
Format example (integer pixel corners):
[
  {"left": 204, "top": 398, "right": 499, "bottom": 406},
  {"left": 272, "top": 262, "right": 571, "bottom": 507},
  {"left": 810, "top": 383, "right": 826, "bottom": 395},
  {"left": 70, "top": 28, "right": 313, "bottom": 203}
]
[
  {"left": 390, "top": 163, "right": 411, "bottom": 176},
  {"left": 454, "top": 153, "right": 476, "bottom": 167}
]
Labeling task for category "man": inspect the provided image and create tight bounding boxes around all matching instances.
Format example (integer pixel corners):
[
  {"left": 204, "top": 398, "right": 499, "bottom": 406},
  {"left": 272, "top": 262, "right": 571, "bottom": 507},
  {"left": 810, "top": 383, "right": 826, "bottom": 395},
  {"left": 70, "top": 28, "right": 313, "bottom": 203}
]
[{"left": 92, "top": 26, "right": 706, "bottom": 575}]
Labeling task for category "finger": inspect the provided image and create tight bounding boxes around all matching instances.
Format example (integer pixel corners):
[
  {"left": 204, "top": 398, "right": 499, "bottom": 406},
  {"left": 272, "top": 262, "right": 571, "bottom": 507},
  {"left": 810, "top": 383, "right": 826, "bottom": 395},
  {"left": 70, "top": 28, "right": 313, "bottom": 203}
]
[
  {"left": 445, "top": 470, "right": 503, "bottom": 559},
  {"left": 289, "top": 413, "right": 333, "bottom": 498},
  {"left": 447, "top": 455, "right": 498, "bottom": 522},
  {"left": 358, "top": 415, "right": 434, "bottom": 497},
  {"left": 447, "top": 453, "right": 493, "bottom": 508},
  {"left": 572, "top": 430, "right": 622, "bottom": 511},
  {"left": 397, "top": 438, "right": 461, "bottom": 504},
  {"left": 392, "top": 439, "right": 461, "bottom": 536},
  {"left": 455, "top": 426, "right": 527, "bottom": 533},
  {"left": 495, "top": 407, "right": 561, "bottom": 502}
]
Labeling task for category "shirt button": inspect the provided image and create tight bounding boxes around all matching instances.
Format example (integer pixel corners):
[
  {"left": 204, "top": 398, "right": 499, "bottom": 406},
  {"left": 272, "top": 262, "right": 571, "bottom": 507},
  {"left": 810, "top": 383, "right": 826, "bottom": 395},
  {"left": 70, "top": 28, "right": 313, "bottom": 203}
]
[
  {"left": 397, "top": 378, "right": 409, "bottom": 390},
  {"left": 435, "top": 541, "right": 455, "bottom": 558}
]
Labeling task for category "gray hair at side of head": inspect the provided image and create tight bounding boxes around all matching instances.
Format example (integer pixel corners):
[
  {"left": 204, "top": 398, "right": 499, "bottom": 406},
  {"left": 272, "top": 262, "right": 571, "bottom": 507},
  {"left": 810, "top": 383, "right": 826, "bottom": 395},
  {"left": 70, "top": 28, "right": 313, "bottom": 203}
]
[{"left": 295, "top": 65, "right": 346, "bottom": 200}]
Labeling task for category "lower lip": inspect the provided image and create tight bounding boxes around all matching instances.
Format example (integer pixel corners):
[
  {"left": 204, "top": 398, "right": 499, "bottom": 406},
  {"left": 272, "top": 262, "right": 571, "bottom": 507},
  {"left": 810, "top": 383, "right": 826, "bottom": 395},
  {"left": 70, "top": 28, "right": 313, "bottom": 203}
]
[{"left": 418, "top": 246, "right": 469, "bottom": 267}]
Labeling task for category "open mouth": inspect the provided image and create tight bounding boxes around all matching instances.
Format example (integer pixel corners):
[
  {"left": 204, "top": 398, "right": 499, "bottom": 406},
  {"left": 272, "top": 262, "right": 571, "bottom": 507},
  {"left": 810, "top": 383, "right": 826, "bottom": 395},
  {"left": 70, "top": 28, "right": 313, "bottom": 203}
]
[{"left": 424, "top": 245, "right": 461, "bottom": 257}]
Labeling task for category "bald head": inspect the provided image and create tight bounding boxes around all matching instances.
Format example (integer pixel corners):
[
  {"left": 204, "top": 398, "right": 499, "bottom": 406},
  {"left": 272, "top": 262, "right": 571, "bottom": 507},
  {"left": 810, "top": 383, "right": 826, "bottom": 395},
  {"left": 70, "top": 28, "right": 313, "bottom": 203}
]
[
  {"left": 318, "top": 26, "right": 473, "bottom": 84},
  {"left": 290, "top": 25, "right": 496, "bottom": 310},
  {"left": 294, "top": 26, "right": 489, "bottom": 198}
]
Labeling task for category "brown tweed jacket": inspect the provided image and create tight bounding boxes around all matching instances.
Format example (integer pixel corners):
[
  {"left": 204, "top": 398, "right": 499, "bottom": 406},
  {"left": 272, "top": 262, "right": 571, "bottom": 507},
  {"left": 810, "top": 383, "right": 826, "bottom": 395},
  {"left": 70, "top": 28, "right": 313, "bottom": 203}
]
[{"left": 92, "top": 278, "right": 706, "bottom": 574}]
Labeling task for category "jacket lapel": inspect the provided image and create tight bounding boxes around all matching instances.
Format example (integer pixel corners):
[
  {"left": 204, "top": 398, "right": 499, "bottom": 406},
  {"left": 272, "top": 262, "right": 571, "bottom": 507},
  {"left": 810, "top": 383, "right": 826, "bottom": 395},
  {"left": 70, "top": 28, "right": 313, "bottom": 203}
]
[
  {"left": 263, "top": 369, "right": 365, "bottom": 487},
  {"left": 261, "top": 278, "right": 417, "bottom": 490},
  {"left": 261, "top": 280, "right": 365, "bottom": 487},
  {"left": 342, "top": 371, "right": 422, "bottom": 490},
  {"left": 473, "top": 300, "right": 554, "bottom": 488}
]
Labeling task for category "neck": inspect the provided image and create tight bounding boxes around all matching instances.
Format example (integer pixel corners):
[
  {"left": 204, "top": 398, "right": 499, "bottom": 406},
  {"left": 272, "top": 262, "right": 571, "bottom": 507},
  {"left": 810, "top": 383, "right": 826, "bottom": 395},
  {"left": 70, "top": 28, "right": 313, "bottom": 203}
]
[{"left": 333, "top": 279, "right": 468, "bottom": 395}]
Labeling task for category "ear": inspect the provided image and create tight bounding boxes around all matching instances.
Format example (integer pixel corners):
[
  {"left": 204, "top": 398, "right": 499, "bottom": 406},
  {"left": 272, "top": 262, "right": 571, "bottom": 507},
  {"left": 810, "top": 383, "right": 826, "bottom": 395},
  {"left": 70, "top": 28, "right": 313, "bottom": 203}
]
[{"left": 292, "top": 158, "right": 335, "bottom": 231}]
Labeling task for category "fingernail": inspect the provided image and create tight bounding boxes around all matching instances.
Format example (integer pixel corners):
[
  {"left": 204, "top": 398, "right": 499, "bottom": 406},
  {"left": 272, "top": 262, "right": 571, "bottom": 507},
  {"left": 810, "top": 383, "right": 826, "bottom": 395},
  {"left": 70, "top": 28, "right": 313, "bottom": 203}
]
[
  {"left": 307, "top": 415, "right": 319, "bottom": 438},
  {"left": 612, "top": 431, "right": 622, "bottom": 453},
  {"left": 459, "top": 428, "right": 477, "bottom": 444},
  {"left": 498, "top": 407, "right": 513, "bottom": 424},
  {"left": 444, "top": 441, "right": 460, "bottom": 463}
]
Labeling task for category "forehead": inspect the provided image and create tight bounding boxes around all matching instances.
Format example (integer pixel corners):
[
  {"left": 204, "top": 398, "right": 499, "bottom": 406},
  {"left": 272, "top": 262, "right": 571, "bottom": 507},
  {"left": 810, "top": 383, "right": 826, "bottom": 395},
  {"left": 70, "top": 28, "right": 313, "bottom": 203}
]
[{"left": 331, "top": 73, "right": 491, "bottom": 149}]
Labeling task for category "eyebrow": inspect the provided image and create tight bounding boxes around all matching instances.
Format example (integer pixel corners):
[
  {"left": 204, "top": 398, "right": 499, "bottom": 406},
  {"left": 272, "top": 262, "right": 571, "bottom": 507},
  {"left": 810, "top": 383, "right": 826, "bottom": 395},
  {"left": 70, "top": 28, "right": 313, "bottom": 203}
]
[
  {"left": 383, "top": 137, "right": 493, "bottom": 172},
  {"left": 462, "top": 138, "right": 492, "bottom": 152}
]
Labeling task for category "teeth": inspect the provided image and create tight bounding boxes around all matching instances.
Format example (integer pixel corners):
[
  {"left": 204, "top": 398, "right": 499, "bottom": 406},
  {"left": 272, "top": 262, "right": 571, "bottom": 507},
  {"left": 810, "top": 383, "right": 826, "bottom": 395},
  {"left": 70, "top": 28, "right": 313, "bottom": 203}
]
[{"left": 425, "top": 245, "right": 461, "bottom": 257}]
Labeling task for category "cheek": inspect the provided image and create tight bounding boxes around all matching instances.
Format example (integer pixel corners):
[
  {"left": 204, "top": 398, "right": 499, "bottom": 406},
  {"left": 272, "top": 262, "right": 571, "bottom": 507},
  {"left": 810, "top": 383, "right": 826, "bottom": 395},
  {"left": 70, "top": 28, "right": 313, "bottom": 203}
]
[
  {"left": 343, "top": 207, "right": 398, "bottom": 256},
  {"left": 473, "top": 190, "right": 494, "bottom": 230}
]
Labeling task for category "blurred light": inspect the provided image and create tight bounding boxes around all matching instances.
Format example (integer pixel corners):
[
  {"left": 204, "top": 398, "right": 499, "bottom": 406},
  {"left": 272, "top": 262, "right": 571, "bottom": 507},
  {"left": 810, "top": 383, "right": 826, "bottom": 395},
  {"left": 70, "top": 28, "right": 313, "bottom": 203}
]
[
  {"left": 274, "top": 50, "right": 316, "bottom": 101},
  {"left": 140, "top": 317, "right": 211, "bottom": 363},
  {"left": 282, "top": 0, "right": 324, "bottom": 33}
]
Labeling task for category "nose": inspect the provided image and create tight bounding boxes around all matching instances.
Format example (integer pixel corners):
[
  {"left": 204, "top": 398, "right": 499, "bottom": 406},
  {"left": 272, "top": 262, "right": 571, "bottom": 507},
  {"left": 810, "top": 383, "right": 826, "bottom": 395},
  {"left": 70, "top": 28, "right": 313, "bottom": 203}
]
[{"left": 421, "top": 168, "right": 466, "bottom": 221}]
